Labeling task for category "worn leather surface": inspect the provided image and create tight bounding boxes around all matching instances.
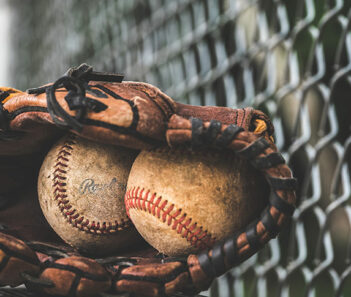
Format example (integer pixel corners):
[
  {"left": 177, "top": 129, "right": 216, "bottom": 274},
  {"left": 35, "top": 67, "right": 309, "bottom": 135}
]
[{"left": 1, "top": 82, "right": 271, "bottom": 155}]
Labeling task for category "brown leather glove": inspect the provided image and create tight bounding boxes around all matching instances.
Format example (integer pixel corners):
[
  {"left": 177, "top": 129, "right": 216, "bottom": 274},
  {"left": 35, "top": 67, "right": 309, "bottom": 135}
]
[{"left": 0, "top": 64, "right": 296, "bottom": 297}]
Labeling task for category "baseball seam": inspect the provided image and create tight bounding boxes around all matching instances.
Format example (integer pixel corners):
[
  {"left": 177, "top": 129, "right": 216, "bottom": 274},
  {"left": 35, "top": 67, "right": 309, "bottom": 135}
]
[
  {"left": 52, "top": 134, "right": 131, "bottom": 234},
  {"left": 125, "top": 186, "right": 216, "bottom": 249}
]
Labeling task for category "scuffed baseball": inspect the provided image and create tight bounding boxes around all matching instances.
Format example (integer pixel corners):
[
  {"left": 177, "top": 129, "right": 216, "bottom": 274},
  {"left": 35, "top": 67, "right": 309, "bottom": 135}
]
[
  {"left": 38, "top": 133, "right": 141, "bottom": 256},
  {"left": 125, "top": 147, "right": 269, "bottom": 256}
]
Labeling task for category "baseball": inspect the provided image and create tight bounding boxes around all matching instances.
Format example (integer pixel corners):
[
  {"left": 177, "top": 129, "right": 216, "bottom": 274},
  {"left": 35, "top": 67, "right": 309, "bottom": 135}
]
[
  {"left": 125, "top": 146, "right": 269, "bottom": 256},
  {"left": 38, "top": 133, "right": 140, "bottom": 256}
]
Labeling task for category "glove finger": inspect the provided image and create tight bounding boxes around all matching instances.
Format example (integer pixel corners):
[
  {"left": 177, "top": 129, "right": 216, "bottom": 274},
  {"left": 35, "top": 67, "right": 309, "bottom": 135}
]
[
  {"left": 3, "top": 80, "right": 177, "bottom": 152},
  {"left": 0, "top": 232, "right": 40, "bottom": 287},
  {"left": 35, "top": 256, "right": 111, "bottom": 297},
  {"left": 115, "top": 261, "right": 190, "bottom": 297}
]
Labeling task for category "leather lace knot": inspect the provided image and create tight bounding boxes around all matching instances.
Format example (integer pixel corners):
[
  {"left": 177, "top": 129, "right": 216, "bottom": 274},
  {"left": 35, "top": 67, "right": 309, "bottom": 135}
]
[{"left": 30, "top": 64, "right": 124, "bottom": 132}]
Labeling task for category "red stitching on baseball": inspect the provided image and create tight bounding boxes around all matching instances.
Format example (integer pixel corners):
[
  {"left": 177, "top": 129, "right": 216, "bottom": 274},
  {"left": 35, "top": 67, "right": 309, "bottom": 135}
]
[
  {"left": 52, "top": 134, "right": 131, "bottom": 234},
  {"left": 125, "top": 186, "right": 216, "bottom": 249}
]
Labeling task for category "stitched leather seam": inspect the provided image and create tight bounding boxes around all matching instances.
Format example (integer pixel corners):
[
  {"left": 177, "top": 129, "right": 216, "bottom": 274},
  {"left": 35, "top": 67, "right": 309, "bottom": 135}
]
[
  {"left": 125, "top": 186, "right": 216, "bottom": 249},
  {"left": 53, "top": 134, "right": 131, "bottom": 234}
]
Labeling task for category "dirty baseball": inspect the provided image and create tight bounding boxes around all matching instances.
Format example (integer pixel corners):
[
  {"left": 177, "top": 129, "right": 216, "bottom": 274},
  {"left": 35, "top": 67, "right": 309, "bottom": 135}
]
[
  {"left": 125, "top": 146, "right": 269, "bottom": 256},
  {"left": 38, "top": 133, "right": 140, "bottom": 256}
]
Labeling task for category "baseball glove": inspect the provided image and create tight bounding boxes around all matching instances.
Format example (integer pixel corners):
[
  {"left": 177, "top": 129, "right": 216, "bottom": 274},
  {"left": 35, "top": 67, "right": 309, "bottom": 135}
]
[{"left": 0, "top": 64, "right": 296, "bottom": 297}]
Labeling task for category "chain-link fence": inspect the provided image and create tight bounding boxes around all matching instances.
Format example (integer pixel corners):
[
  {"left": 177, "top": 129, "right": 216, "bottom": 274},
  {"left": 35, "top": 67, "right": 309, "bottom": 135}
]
[{"left": 5, "top": 0, "right": 351, "bottom": 296}]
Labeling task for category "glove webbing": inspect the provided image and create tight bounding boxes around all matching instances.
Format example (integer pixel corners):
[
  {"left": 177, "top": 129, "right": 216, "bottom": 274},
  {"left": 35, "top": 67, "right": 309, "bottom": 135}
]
[{"left": 187, "top": 118, "right": 296, "bottom": 278}]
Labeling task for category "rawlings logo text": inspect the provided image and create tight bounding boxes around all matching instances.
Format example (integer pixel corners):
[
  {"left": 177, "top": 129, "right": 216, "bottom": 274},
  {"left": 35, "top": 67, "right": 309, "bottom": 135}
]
[{"left": 79, "top": 178, "right": 126, "bottom": 195}]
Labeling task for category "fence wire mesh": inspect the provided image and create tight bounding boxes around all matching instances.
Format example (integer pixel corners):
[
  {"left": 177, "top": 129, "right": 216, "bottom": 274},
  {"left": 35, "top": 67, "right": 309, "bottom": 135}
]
[{"left": 5, "top": 0, "right": 351, "bottom": 296}]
